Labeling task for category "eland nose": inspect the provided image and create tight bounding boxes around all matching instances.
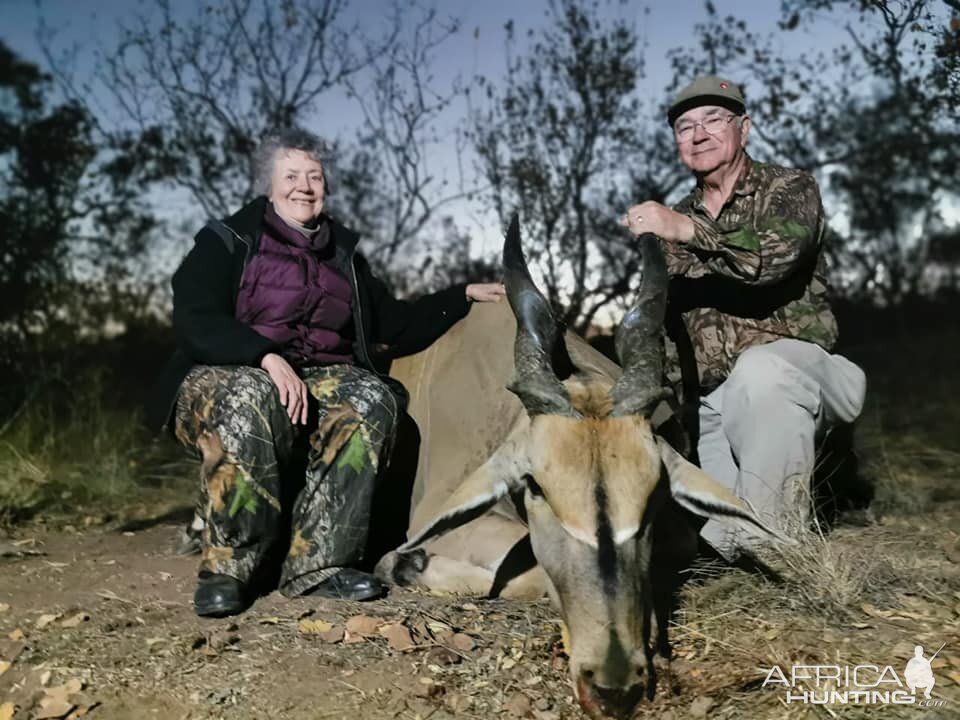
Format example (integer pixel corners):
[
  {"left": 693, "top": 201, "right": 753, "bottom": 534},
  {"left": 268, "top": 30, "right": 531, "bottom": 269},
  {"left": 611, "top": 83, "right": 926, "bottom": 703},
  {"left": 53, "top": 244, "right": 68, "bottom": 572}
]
[{"left": 576, "top": 666, "right": 648, "bottom": 720}]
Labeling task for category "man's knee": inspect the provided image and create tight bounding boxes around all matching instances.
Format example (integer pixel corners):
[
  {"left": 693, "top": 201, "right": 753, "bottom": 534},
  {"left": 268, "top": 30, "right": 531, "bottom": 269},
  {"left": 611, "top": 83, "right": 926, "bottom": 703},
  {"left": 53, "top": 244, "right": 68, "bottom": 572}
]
[{"left": 723, "top": 344, "right": 820, "bottom": 417}]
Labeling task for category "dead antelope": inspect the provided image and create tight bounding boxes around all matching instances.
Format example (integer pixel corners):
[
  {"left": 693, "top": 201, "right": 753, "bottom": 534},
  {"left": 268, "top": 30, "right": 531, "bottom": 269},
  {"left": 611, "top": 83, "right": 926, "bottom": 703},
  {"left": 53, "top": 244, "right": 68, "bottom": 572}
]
[{"left": 378, "top": 216, "right": 785, "bottom": 719}]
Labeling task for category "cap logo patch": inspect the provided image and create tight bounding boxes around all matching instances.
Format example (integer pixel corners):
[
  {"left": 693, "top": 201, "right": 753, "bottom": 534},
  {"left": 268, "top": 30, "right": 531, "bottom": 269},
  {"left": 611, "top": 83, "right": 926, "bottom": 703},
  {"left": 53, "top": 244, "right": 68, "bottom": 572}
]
[{"left": 719, "top": 82, "right": 728, "bottom": 89}]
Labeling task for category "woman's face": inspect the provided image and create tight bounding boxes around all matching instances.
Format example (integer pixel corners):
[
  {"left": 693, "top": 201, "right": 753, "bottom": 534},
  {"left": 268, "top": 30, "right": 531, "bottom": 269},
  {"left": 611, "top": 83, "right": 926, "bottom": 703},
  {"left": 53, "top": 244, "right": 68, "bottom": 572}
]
[{"left": 269, "top": 149, "right": 326, "bottom": 225}]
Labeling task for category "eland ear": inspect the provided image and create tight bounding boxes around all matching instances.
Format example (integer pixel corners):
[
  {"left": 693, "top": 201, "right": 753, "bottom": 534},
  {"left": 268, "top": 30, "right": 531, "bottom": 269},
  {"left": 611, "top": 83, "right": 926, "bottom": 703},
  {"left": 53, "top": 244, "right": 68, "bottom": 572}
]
[
  {"left": 656, "top": 437, "right": 795, "bottom": 544},
  {"left": 400, "top": 427, "right": 529, "bottom": 551}
]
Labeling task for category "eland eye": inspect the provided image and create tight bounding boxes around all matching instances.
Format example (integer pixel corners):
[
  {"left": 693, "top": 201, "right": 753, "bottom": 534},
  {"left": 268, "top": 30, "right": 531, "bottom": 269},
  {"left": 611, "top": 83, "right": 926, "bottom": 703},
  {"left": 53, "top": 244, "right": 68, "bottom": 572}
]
[{"left": 523, "top": 473, "right": 544, "bottom": 498}]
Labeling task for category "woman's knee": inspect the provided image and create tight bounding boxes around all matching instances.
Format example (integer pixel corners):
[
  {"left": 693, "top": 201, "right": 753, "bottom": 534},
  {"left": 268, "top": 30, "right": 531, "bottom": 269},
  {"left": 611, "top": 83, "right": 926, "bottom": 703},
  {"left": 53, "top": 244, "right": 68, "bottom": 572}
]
[
  {"left": 339, "top": 369, "right": 400, "bottom": 427},
  {"left": 183, "top": 366, "right": 287, "bottom": 441}
]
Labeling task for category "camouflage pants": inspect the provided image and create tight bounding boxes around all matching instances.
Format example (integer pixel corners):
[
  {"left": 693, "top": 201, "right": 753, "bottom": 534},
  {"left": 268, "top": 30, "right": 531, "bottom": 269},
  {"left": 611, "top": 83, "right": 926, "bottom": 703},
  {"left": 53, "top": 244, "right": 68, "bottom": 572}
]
[{"left": 174, "top": 364, "right": 399, "bottom": 597}]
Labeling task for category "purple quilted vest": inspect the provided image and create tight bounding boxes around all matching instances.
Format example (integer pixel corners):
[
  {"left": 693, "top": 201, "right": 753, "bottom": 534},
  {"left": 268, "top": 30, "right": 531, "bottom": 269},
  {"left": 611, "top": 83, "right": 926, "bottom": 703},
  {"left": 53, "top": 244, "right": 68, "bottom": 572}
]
[{"left": 235, "top": 203, "right": 354, "bottom": 366}]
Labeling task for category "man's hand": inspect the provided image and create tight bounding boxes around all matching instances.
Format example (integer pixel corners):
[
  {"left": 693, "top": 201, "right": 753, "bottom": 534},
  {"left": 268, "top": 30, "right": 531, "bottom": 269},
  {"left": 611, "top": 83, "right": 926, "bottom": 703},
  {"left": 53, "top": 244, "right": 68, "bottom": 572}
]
[
  {"left": 466, "top": 283, "right": 506, "bottom": 303},
  {"left": 260, "top": 353, "right": 308, "bottom": 425},
  {"left": 620, "top": 201, "right": 695, "bottom": 242}
]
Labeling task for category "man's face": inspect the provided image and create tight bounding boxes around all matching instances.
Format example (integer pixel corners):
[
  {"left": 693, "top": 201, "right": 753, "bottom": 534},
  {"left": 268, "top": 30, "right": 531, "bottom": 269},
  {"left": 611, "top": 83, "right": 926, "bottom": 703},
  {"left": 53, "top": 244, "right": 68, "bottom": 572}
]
[{"left": 674, "top": 105, "right": 750, "bottom": 175}]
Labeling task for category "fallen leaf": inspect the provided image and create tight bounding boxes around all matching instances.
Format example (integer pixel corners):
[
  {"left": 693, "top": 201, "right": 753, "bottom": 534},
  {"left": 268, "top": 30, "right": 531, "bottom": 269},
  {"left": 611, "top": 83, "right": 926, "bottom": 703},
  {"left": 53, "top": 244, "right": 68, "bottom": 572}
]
[
  {"left": 0, "top": 661, "right": 10, "bottom": 677},
  {"left": 36, "top": 613, "right": 62, "bottom": 629},
  {"left": 345, "top": 615, "right": 383, "bottom": 637},
  {"left": 451, "top": 633, "right": 475, "bottom": 653},
  {"left": 379, "top": 623, "right": 415, "bottom": 652},
  {"left": 502, "top": 657, "right": 516, "bottom": 670},
  {"left": 0, "top": 703, "right": 13, "bottom": 720},
  {"left": 7, "top": 629, "right": 24, "bottom": 641},
  {"left": 60, "top": 613, "right": 90, "bottom": 628},
  {"left": 763, "top": 628, "right": 779, "bottom": 640},
  {"left": 0, "top": 603, "right": 9, "bottom": 613},
  {"left": 426, "top": 620, "right": 452, "bottom": 640},
  {"left": 298, "top": 619, "right": 333, "bottom": 635}
]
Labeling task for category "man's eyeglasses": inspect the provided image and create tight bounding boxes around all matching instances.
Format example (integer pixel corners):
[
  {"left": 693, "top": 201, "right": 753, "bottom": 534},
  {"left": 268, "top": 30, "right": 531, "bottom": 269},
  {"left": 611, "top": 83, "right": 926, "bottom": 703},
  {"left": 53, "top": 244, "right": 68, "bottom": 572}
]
[{"left": 674, "top": 113, "right": 740, "bottom": 142}]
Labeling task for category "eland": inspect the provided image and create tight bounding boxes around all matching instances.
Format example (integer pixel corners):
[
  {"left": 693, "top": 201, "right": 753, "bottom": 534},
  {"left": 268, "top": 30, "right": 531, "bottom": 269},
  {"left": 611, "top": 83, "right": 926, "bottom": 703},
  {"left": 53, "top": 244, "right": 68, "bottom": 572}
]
[{"left": 377, "top": 215, "right": 787, "bottom": 719}]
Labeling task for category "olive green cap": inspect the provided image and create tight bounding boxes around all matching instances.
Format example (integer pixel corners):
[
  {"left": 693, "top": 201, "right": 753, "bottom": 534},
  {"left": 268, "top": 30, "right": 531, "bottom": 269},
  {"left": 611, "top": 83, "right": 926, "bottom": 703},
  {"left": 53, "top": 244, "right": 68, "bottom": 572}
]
[{"left": 667, "top": 75, "right": 746, "bottom": 126}]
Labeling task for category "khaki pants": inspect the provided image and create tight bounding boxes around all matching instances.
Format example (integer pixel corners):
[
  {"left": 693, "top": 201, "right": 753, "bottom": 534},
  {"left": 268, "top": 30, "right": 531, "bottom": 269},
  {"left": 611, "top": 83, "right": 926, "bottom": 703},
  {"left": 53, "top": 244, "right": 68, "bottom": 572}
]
[{"left": 697, "top": 339, "right": 866, "bottom": 560}]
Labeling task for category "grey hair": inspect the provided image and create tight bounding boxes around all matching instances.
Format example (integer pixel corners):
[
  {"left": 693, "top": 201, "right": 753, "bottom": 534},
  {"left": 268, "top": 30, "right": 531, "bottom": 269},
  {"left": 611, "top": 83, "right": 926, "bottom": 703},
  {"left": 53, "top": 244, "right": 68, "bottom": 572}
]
[{"left": 252, "top": 126, "right": 332, "bottom": 197}]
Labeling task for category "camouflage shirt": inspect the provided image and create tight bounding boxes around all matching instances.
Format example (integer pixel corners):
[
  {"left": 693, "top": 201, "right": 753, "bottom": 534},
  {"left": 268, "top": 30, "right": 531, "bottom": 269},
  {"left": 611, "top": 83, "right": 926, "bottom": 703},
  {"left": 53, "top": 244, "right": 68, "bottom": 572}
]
[{"left": 664, "top": 155, "right": 838, "bottom": 392}]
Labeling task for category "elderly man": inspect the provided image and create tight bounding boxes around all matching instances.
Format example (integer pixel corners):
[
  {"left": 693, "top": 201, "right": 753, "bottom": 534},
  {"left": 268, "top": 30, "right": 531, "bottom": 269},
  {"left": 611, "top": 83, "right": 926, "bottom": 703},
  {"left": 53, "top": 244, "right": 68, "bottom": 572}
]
[{"left": 622, "top": 75, "right": 866, "bottom": 561}]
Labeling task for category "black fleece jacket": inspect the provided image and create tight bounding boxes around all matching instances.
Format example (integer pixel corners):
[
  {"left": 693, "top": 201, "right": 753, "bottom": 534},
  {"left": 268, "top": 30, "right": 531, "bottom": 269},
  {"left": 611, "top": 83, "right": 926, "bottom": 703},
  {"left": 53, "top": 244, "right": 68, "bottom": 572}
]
[{"left": 146, "top": 196, "right": 471, "bottom": 432}]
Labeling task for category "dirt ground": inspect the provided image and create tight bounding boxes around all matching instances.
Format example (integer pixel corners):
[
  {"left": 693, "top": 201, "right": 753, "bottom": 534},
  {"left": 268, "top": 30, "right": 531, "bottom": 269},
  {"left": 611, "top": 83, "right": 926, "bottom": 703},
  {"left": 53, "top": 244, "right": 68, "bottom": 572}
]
[
  {"left": 1, "top": 495, "right": 958, "bottom": 720},
  {"left": 3, "top": 323, "right": 960, "bottom": 720}
]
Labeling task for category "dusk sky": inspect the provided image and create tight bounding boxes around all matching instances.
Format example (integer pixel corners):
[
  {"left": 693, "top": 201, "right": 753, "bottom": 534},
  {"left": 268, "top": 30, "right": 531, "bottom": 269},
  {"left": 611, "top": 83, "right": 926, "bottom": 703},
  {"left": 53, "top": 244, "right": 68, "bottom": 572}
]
[{"left": 1, "top": 0, "right": 864, "bottom": 265}]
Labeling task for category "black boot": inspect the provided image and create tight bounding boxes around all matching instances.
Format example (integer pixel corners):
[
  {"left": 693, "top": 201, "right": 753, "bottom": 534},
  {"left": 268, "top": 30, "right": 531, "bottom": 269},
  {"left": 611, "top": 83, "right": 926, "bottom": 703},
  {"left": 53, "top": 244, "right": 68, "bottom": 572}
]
[
  {"left": 194, "top": 573, "right": 249, "bottom": 617},
  {"left": 304, "top": 568, "right": 386, "bottom": 601}
]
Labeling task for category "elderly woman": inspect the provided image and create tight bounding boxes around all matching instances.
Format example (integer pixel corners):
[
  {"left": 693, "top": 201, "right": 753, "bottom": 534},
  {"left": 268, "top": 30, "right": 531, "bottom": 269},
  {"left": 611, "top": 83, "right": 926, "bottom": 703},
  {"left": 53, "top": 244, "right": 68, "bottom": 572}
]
[{"left": 147, "top": 127, "right": 504, "bottom": 617}]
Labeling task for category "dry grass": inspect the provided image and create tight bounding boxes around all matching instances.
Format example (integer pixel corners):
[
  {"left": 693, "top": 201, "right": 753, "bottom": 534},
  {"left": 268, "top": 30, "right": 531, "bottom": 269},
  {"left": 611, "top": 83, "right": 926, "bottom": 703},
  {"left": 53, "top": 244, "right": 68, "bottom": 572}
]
[{"left": 0, "top": 369, "right": 192, "bottom": 526}]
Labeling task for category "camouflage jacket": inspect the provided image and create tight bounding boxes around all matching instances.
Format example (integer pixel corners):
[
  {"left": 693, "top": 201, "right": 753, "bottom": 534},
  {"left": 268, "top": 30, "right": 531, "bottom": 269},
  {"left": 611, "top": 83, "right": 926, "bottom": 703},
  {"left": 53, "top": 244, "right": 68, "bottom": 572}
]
[{"left": 664, "top": 155, "right": 838, "bottom": 395}]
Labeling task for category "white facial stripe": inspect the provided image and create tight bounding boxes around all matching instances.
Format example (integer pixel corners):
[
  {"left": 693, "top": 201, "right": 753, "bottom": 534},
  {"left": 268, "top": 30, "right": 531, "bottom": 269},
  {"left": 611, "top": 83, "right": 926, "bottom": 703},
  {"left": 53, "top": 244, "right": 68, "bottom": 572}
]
[
  {"left": 556, "top": 522, "right": 639, "bottom": 548},
  {"left": 614, "top": 526, "right": 640, "bottom": 544}
]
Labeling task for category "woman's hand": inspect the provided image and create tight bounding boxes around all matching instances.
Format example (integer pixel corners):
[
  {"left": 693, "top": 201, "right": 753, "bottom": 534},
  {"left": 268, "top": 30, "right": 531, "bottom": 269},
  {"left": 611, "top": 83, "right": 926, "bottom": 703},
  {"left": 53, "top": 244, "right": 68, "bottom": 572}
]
[
  {"left": 260, "top": 353, "right": 309, "bottom": 425},
  {"left": 465, "top": 283, "right": 506, "bottom": 303}
]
